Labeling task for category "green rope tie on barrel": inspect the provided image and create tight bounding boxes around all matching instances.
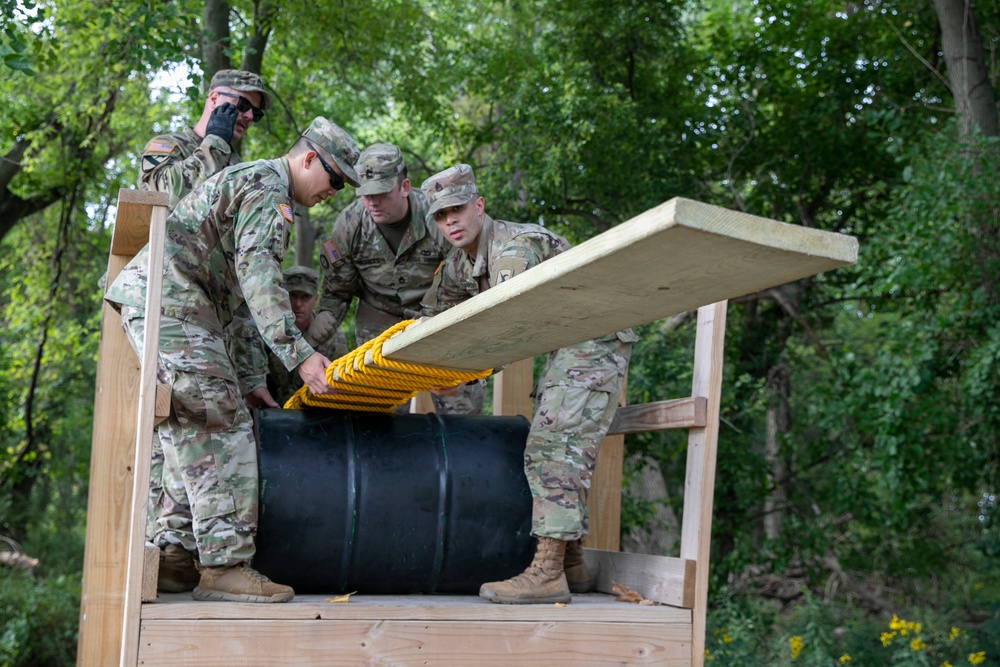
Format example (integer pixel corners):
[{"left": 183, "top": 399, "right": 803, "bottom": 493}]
[{"left": 284, "top": 319, "right": 492, "bottom": 412}]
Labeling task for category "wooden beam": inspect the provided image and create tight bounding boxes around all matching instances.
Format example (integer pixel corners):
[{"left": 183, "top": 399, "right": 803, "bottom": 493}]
[
  {"left": 679, "top": 303, "right": 727, "bottom": 667},
  {"left": 76, "top": 190, "right": 168, "bottom": 667},
  {"left": 583, "top": 548, "right": 696, "bottom": 609},
  {"left": 608, "top": 397, "right": 707, "bottom": 435},
  {"left": 382, "top": 197, "right": 857, "bottom": 371},
  {"left": 492, "top": 357, "right": 534, "bottom": 419}
]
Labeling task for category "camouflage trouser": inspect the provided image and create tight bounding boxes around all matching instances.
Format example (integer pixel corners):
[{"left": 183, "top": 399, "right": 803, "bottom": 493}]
[
  {"left": 356, "top": 302, "right": 484, "bottom": 416},
  {"left": 120, "top": 306, "right": 183, "bottom": 543},
  {"left": 144, "top": 313, "right": 259, "bottom": 566},
  {"left": 526, "top": 336, "right": 632, "bottom": 541}
]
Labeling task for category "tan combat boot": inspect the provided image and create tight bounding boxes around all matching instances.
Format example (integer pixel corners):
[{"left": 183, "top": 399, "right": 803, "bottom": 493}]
[
  {"left": 564, "top": 538, "right": 596, "bottom": 594},
  {"left": 479, "top": 537, "right": 571, "bottom": 604},
  {"left": 158, "top": 544, "right": 201, "bottom": 593},
  {"left": 192, "top": 563, "right": 294, "bottom": 603}
]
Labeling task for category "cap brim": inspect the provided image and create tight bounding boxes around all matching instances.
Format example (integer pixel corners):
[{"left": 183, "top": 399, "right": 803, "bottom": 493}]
[
  {"left": 427, "top": 192, "right": 477, "bottom": 218},
  {"left": 331, "top": 157, "right": 360, "bottom": 187},
  {"left": 356, "top": 178, "right": 398, "bottom": 196}
]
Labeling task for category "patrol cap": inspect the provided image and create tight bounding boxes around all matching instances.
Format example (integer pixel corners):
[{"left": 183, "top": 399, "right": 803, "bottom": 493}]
[
  {"left": 421, "top": 164, "right": 480, "bottom": 218},
  {"left": 282, "top": 265, "right": 319, "bottom": 296},
  {"left": 356, "top": 143, "right": 406, "bottom": 196},
  {"left": 210, "top": 69, "right": 272, "bottom": 111},
  {"left": 301, "top": 117, "right": 361, "bottom": 187}
]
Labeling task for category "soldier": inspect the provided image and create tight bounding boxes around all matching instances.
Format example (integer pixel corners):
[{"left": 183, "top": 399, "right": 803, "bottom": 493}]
[
  {"left": 122, "top": 69, "right": 271, "bottom": 590},
  {"left": 314, "top": 142, "right": 483, "bottom": 414},
  {"left": 105, "top": 117, "right": 360, "bottom": 603},
  {"left": 420, "top": 164, "right": 638, "bottom": 604},
  {"left": 265, "top": 265, "right": 348, "bottom": 405},
  {"left": 138, "top": 68, "right": 270, "bottom": 209}
]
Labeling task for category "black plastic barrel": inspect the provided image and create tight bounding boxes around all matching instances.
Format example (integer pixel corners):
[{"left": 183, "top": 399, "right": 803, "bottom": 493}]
[{"left": 253, "top": 409, "right": 535, "bottom": 594}]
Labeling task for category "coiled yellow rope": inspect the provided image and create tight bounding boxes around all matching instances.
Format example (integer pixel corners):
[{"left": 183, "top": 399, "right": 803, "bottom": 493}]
[{"left": 284, "top": 319, "right": 492, "bottom": 412}]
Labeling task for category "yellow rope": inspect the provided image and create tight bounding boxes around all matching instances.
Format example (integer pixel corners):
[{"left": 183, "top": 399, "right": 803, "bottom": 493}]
[{"left": 284, "top": 319, "right": 492, "bottom": 412}]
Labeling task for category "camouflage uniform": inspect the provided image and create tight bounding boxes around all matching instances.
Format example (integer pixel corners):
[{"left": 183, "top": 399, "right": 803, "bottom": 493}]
[
  {"left": 127, "top": 69, "right": 271, "bottom": 544},
  {"left": 105, "top": 117, "right": 359, "bottom": 566},
  {"left": 317, "top": 143, "right": 482, "bottom": 414},
  {"left": 422, "top": 169, "right": 637, "bottom": 541}
]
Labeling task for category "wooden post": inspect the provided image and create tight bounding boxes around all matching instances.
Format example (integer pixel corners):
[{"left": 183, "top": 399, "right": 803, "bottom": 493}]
[
  {"left": 77, "top": 190, "right": 169, "bottom": 667},
  {"left": 679, "top": 302, "right": 727, "bottom": 667},
  {"left": 492, "top": 357, "right": 534, "bottom": 419}
]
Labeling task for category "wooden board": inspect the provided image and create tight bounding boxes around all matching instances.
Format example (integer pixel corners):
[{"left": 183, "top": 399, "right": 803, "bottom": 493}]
[
  {"left": 583, "top": 549, "right": 696, "bottom": 608},
  {"left": 382, "top": 197, "right": 857, "bottom": 371},
  {"left": 138, "top": 594, "right": 693, "bottom": 667}
]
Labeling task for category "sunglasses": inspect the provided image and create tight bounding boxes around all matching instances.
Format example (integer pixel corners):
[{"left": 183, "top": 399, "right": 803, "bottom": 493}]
[
  {"left": 216, "top": 91, "right": 265, "bottom": 123},
  {"left": 305, "top": 141, "right": 346, "bottom": 191}
]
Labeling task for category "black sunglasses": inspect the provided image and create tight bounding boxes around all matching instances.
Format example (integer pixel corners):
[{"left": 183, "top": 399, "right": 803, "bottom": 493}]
[
  {"left": 305, "top": 141, "right": 346, "bottom": 191},
  {"left": 216, "top": 91, "right": 265, "bottom": 123}
]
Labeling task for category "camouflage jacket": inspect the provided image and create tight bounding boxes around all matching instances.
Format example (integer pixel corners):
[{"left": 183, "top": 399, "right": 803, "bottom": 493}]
[
  {"left": 137, "top": 126, "right": 239, "bottom": 211},
  {"left": 422, "top": 215, "right": 638, "bottom": 345},
  {"left": 317, "top": 189, "right": 450, "bottom": 331},
  {"left": 105, "top": 157, "right": 314, "bottom": 378}
]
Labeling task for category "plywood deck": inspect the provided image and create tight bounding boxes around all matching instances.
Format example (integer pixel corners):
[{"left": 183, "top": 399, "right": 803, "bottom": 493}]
[
  {"left": 139, "top": 594, "right": 693, "bottom": 666},
  {"left": 382, "top": 197, "right": 858, "bottom": 371}
]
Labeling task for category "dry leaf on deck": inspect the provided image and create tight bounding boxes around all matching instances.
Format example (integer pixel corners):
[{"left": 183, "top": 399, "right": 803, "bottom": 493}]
[
  {"left": 324, "top": 591, "right": 357, "bottom": 603},
  {"left": 611, "top": 581, "right": 653, "bottom": 604}
]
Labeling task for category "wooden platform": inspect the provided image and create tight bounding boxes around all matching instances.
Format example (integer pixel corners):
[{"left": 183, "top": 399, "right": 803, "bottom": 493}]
[
  {"left": 383, "top": 197, "right": 858, "bottom": 371},
  {"left": 139, "top": 593, "right": 692, "bottom": 666}
]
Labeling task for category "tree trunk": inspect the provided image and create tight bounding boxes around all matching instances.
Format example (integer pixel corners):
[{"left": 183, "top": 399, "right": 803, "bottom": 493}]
[
  {"left": 622, "top": 454, "right": 681, "bottom": 555},
  {"left": 764, "top": 364, "right": 790, "bottom": 540},
  {"left": 932, "top": 0, "right": 999, "bottom": 139},
  {"left": 202, "top": 0, "right": 232, "bottom": 83},
  {"left": 241, "top": 0, "right": 278, "bottom": 75}
]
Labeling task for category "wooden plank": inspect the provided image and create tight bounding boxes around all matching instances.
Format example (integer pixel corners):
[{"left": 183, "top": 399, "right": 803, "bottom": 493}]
[
  {"left": 493, "top": 357, "right": 534, "bottom": 418},
  {"left": 679, "top": 303, "right": 727, "bottom": 667},
  {"left": 141, "top": 544, "right": 159, "bottom": 603},
  {"left": 119, "top": 201, "right": 167, "bottom": 667},
  {"left": 382, "top": 197, "right": 857, "bottom": 371},
  {"left": 109, "top": 189, "right": 170, "bottom": 256},
  {"left": 608, "top": 397, "right": 707, "bottom": 435},
  {"left": 583, "top": 549, "right": 696, "bottom": 609},
  {"left": 137, "top": 619, "right": 693, "bottom": 667},
  {"left": 142, "top": 593, "right": 692, "bottom": 623},
  {"left": 409, "top": 391, "right": 435, "bottom": 414}
]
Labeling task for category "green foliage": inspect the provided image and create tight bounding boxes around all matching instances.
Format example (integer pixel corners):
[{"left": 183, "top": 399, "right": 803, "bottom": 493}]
[{"left": 0, "top": 569, "right": 80, "bottom": 667}]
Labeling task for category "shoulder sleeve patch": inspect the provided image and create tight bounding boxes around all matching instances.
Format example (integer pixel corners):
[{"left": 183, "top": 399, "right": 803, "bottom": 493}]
[
  {"left": 278, "top": 203, "right": 295, "bottom": 224},
  {"left": 145, "top": 140, "right": 176, "bottom": 154},
  {"left": 323, "top": 239, "right": 343, "bottom": 264}
]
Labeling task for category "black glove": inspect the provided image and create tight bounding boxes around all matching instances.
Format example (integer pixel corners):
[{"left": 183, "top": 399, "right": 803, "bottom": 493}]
[{"left": 205, "top": 102, "right": 238, "bottom": 143}]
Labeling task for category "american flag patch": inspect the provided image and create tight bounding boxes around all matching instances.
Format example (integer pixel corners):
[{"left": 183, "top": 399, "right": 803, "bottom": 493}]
[
  {"left": 278, "top": 203, "right": 294, "bottom": 224},
  {"left": 323, "top": 240, "right": 342, "bottom": 264},
  {"left": 146, "top": 141, "right": 175, "bottom": 154}
]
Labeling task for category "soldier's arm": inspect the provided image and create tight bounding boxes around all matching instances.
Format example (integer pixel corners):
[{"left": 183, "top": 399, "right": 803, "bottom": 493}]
[
  {"left": 137, "top": 133, "right": 233, "bottom": 210},
  {"left": 316, "top": 210, "right": 361, "bottom": 331},
  {"left": 233, "top": 188, "right": 316, "bottom": 372},
  {"left": 224, "top": 306, "right": 270, "bottom": 395}
]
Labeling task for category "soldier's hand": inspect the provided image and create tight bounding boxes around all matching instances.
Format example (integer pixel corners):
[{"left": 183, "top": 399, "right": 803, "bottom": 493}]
[
  {"left": 205, "top": 102, "right": 238, "bottom": 143},
  {"left": 298, "top": 352, "right": 337, "bottom": 395},
  {"left": 244, "top": 387, "right": 279, "bottom": 408},
  {"left": 430, "top": 382, "right": 463, "bottom": 397},
  {"left": 306, "top": 311, "right": 337, "bottom": 345}
]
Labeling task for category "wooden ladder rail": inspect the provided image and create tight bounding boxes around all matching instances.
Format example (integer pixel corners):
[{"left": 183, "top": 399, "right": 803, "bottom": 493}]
[{"left": 77, "top": 189, "right": 168, "bottom": 667}]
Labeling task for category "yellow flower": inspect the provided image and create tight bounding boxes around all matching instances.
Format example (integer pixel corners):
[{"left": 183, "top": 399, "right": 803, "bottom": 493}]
[
  {"left": 941, "top": 662, "right": 952, "bottom": 667},
  {"left": 839, "top": 655, "right": 852, "bottom": 663},
  {"left": 881, "top": 631, "right": 897, "bottom": 647},
  {"left": 705, "top": 648, "right": 714, "bottom": 662},
  {"left": 968, "top": 651, "right": 986, "bottom": 665},
  {"left": 722, "top": 633, "right": 733, "bottom": 644},
  {"left": 950, "top": 627, "right": 961, "bottom": 641},
  {"left": 890, "top": 614, "right": 906, "bottom": 631},
  {"left": 910, "top": 637, "right": 927, "bottom": 651},
  {"left": 908, "top": 621, "right": 922, "bottom": 634},
  {"left": 789, "top": 635, "right": 805, "bottom": 659}
]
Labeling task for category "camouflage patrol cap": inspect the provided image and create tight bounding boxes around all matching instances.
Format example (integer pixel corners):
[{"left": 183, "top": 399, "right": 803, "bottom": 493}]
[
  {"left": 301, "top": 117, "right": 361, "bottom": 187},
  {"left": 282, "top": 265, "right": 320, "bottom": 296},
  {"left": 209, "top": 69, "right": 272, "bottom": 111},
  {"left": 421, "top": 164, "right": 480, "bottom": 218},
  {"left": 356, "top": 143, "right": 406, "bottom": 196}
]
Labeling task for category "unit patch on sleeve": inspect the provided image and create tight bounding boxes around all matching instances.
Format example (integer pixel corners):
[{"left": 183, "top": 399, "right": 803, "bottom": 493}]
[
  {"left": 278, "top": 203, "right": 295, "bottom": 224},
  {"left": 323, "top": 240, "right": 343, "bottom": 264}
]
